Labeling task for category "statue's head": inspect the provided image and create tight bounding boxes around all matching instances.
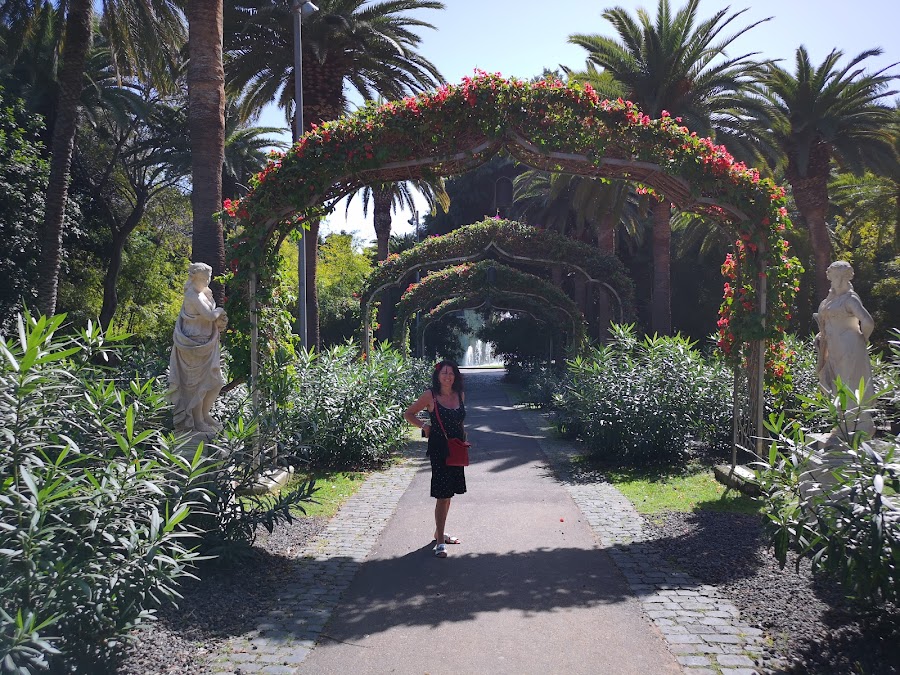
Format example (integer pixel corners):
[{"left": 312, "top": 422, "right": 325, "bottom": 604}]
[
  {"left": 186, "top": 262, "right": 213, "bottom": 290},
  {"left": 826, "top": 260, "right": 854, "bottom": 286}
]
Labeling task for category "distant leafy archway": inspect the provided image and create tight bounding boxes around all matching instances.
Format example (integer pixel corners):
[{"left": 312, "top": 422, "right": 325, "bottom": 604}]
[
  {"left": 393, "top": 260, "right": 585, "bottom": 349},
  {"left": 362, "top": 218, "right": 633, "bottom": 349}
]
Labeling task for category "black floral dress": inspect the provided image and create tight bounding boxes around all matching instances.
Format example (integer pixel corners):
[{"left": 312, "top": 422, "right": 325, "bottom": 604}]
[{"left": 427, "top": 391, "right": 467, "bottom": 499}]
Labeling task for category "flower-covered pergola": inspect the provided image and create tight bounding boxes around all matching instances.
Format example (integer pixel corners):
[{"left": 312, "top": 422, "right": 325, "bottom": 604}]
[
  {"left": 362, "top": 218, "right": 634, "bottom": 348},
  {"left": 224, "top": 70, "right": 802, "bottom": 456},
  {"left": 393, "top": 260, "right": 587, "bottom": 348}
]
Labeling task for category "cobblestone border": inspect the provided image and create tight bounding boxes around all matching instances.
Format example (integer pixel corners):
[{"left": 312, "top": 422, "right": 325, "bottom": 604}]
[
  {"left": 211, "top": 446, "right": 426, "bottom": 674},
  {"left": 515, "top": 405, "right": 782, "bottom": 675}
]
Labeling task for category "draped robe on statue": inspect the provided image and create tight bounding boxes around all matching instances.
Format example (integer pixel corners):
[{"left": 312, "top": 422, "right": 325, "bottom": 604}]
[{"left": 168, "top": 286, "right": 226, "bottom": 432}]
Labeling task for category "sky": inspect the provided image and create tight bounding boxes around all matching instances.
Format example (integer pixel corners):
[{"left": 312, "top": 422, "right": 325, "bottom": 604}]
[{"left": 257, "top": 0, "right": 900, "bottom": 246}]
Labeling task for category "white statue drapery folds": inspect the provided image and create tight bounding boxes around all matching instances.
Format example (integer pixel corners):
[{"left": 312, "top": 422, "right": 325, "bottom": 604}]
[
  {"left": 814, "top": 261, "right": 875, "bottom": 398},
  {"left": 814, "top": 260, "right": 875, "bottom": 436},
  {"left": 168, "top": 262, "right": 227, "bottom": 435}
]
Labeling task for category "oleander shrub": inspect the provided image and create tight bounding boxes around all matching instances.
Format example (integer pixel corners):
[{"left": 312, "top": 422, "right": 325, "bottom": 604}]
[
  {"left": 0, "top": 314, "right": 209, "bottom": 674},
  {"left": 255, "top": 342, "right": 429, "bottom": 470},
  {"left": 551, "top": 324, "right": 732, "bottom": 466},
  {"left": 191, "top": 418, "right": 318, "bottom": 558},
  {"left": 518, "top": 365, "right": 566, "bottom": 410},
  {"left": 875, "top": 328, "right": 900, "bottom": 432},
  {"left": 756, "top": 384, "right": 900, "bottom": 603}
]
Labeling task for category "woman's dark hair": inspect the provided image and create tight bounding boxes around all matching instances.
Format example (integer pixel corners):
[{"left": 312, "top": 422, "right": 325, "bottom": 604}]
[{"left": 431, "top": 360, "right": 464, "bottom": 394}]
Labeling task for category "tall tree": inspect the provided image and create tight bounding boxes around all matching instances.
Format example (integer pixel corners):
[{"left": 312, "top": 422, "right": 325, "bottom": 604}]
[
  {"left": 351, "top": 177, "right": 448, "bottom": 340},
  {"left": 225, "top": 0, "right": 444, "bottom": 347},
  {"left": 352, "top": 179, "right": 449, "bottom": 262},
  {"left": 35, "top": 0, "right": 91, "bottom": 316},
  {"left": 75, "top": 94, "right": 192, "bottom": 330},
  {"left": 751, "top": 47, "right": 898, "bottom": 302},
  {"left": 187, "top": 0, "right": 226, "bottom": 303},
  {"left": 569, "top": 0, "right": 768, "bottom": 334},
  {"left": 24, "top": 0, "right": 186, "bottom": 316}
]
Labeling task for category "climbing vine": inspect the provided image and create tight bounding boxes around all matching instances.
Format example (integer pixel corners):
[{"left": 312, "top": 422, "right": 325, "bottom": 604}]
[
  {"left": 362, "top": 218, "right": 633, "bottom": 316},
  {"left": 222, "top": 71, "right": 801, "bottom": 370}
]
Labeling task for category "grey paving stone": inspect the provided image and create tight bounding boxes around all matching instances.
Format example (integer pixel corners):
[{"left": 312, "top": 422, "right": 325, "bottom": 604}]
[
  {"left": 666, "top": 633, "right": 704, "bottom": 644},
  {"left": 676, "top": 655, "right": 712, "bottom": 667},
  {"left": 669, "top": 643, "right": 723, "bottom": 655},
  {"left": 701, "top": 633, "right": 743, "bottom": 644},
  {"left": 259, "top": 666, "right": 298, "bottom": 675},
  {"left": 717, "top": 654, "right": 757, "bottom": 667}
]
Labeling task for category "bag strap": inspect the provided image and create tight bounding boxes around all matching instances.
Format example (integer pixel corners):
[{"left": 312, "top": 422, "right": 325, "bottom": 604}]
[{"left": 431, "top": 390, "right": 450, "bottom": 439}]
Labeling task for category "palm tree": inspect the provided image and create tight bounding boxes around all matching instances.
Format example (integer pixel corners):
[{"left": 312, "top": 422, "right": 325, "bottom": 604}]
[
  {"left": 187, "top": 0, "right": 226, "bottom": 304},
  {"left": 569, "top": 0, "right": 769, "bottom": 334},
  {"left": 23, "top": 0, "right": 186, "bottom": 316},
  {"left": 751, "top": 48, "right": 898, "bottom": 302},
  {"left": 351, "top": 179, "right": 449, "bottom": 261},
  {"left": 35, "top": 0, "right": 92, "bottom": 316},
  {"left": 349, "top": 177, "right": 448, "bottom": 340},
  {"left": 225, "top": 0, "right": 444, "bottom": 347},
  {"left": 223, "top": 101, "right": 288, "bottom": 199}
]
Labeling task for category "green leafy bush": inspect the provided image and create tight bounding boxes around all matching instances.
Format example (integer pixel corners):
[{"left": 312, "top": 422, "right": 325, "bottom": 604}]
[
  {"left": 192, "top": 417, "right": 318, "bottom": 559},
  {"left": 253, "top": 342, "right": 429, "bottom": 470},
  {"left": 0, "top": 315, "right": 208, "bottom": 673},
  {"left": 550, "top": 324, "right": 732, "bottom": 465},
  {"left": 756, "top": 386, "right": 900, "bottom": 603},
  {"left": 478, "top": 314, "right": 554, "bottom": 371}
]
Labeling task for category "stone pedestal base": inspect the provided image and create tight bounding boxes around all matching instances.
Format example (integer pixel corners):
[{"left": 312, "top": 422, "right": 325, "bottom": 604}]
[
  {"left": 237, "top": 467, "right": 294, "bottom": 496},
  {"left": 713, "top": 464, "right": 760, "bottom": 496},
  {"left": 174, "top": 429, "right": 220, "bottom": 459}
]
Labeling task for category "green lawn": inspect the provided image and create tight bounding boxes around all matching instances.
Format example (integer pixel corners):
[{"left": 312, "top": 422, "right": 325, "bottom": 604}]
[
  {"left": 291, "top": 471, "right": 368, "bottom": 518},
  {"left": 572, "top": 457, "right": 760, "bottom": 515}
]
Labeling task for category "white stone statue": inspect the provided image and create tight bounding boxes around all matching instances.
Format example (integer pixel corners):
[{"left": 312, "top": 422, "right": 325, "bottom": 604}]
[
  {"left": 168, "top": 262, "right": 228, "bottom": 436},
  {"left": 814, "top": 260, "right": 875, "bottom": 434}
]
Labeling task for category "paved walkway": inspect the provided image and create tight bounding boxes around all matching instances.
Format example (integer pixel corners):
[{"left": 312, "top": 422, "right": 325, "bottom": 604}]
[{"left": 212, "top": 370, "right": 768, "bottom": 675}]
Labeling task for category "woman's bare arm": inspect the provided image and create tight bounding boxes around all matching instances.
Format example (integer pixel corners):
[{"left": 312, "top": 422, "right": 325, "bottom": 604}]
[{"left": 404, "top": 390, "right": 433, "bottom": 436}]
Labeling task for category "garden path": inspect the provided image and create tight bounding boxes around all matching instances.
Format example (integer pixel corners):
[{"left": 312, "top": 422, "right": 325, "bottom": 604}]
[{"left": 213, "top": 369, "right": 766, "bottom": 674}]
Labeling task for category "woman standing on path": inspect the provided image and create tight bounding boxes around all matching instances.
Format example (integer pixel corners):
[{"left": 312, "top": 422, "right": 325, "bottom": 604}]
[{"left": 404, "top": 360, "right": 467, "bottom": 558}]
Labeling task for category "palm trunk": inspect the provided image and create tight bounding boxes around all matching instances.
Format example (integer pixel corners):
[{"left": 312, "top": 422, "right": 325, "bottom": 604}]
[
  {"left": 187, "top": 0, "right": 226, "bottom": 304},
  {"left": 36, "top": 0, "right": 92, "bottom": 316},
  {"left": 373, "top": 186, "right": 394, "bottom": 342},
  {"left": 300, "top": 58, "right": 346, "bottom": 351},
  {"left": 789, "top": 173, "right": 832, "bottom": 303},
  {"left": 651, "top": 200, "right": 672, "bottom": 335}
]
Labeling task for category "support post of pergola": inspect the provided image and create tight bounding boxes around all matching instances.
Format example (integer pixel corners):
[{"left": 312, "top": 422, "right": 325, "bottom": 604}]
[{"left": 249, "top": 269, "right": 260, "bottom": 467}]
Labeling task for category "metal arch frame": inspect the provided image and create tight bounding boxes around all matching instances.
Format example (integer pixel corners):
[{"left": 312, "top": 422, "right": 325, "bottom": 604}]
[
  {"left": 397, "top": 287, "right": 583, "bottom": 349},
  {"left": 361, "top": 239, "right": 623, "bottom": 352}
]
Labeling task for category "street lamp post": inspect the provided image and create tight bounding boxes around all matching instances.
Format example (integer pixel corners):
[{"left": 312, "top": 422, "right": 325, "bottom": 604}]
[{"left": 292, "top": 0, "right": 318, "bottom": 348}]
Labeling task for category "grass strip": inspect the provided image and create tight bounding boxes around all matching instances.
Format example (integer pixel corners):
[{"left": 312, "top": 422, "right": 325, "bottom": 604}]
[
  {"left": 289, "top": 471, "right": 368, "bottom": 518},
  {"left": 605, "top": 464, "right": 761, "bottom": 515}
]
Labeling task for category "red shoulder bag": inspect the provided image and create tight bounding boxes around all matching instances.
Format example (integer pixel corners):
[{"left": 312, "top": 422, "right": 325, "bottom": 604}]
[{"left": 432, "top": 393, "right": 470, "bottom": 466}]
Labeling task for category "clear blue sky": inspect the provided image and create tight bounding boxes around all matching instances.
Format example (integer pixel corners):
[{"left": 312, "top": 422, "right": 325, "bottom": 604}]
[{"left": 258, "top": 0, "right": 900, "bottom": 244}]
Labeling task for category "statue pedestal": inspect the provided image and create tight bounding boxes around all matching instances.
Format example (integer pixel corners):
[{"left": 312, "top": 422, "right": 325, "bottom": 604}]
[
  {"left": 173, "top": 429, "right": 220, "bottom": 460},
  {"left": 237, "top": 466, "right": 294, "bottom": 495}
]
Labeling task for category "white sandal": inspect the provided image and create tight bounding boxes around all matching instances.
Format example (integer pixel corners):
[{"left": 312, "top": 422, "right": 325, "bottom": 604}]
[{"left": 434, "top": 543, "right": 448, "bottom": 558}]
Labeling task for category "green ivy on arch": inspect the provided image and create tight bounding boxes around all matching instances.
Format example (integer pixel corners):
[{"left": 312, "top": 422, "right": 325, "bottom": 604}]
[
  {"left": 393, "top": 260, "right": 586, "bottom": 348},
  {"left": 361, "top": 217, "right": 633, "bottom": 347}
]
